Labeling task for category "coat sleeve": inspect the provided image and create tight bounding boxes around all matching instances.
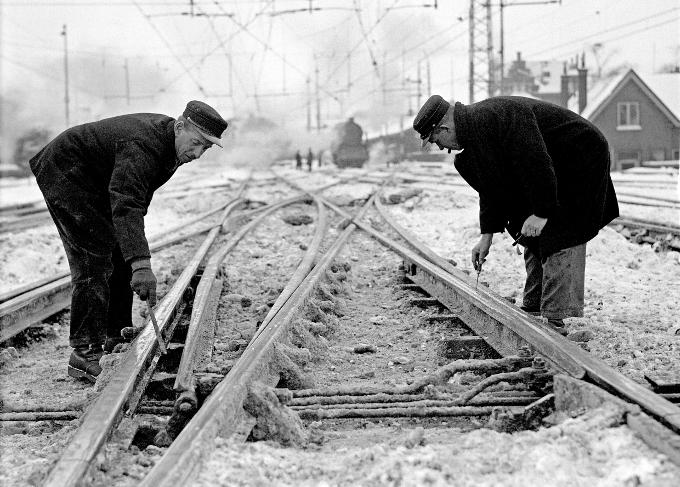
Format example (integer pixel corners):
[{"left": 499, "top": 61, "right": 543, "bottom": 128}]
[
  {"left": 506, "top": 107, "right": 558, "bottom": 219},
  {"left": 479, "top": 192, "right": 507, "bottom": 234},
  {"left": 109, "top": 140, "right": 156, "bottom": 262}
]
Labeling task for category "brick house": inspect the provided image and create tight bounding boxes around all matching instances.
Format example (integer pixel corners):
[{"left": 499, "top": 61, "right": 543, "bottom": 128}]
[{"left": 580, "top": 69, "right": 680, "bottom": 170}]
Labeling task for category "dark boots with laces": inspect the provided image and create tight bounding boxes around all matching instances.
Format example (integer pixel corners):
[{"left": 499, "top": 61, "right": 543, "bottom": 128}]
[{"left": 68, "top": 345, "right": 104, "bottom": 383}]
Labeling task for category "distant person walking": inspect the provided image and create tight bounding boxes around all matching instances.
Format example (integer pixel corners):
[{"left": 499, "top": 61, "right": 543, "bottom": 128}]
[
  {"left": 295, "top": 150, "right": 302, "bottom": 170},
  {"left": 307, "top": 148, "right": 314, "bottom": 172},
  {"left": 413, "top": 95, "right": 619, "bottom": 336},
  {"left": 30, "top": 101, "right": 229, "bottom": 382}
]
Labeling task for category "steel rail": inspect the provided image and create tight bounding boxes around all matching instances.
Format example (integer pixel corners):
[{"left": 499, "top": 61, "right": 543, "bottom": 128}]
[
  {"left": 0, "top": 212, "right": 53, "bottom": 233},
  {"left": 0, "top": 199, "right": 240, "bottom": 305},
  {"left": 0, "top": 199, "right": 251, "bottom": 341},
  {"left": 321, "top": 197, "right": 680, "bottom": 433},
  {"left": 617, "top": 199, "right": 679, "bottom": 209},
  {"left": 615, "top": 192, "right": 680, "bottom": 205},
  {"left": 140, "top": 192, "right": 377, "bottom": 487},
  {"left": 42, "top": 194, "right": 247, "bottom": 487},
  {"left": 172, "top": 195, "right": 323, "bottom": 411},
  {"left": 613, "top": 216, "right": 680, "bottom": 236}
]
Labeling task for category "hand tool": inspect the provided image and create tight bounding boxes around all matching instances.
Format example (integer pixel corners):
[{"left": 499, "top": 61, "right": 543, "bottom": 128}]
[
  {"left": 147, "top": 302, "right": 167, "bottom": 355},
  {"left": 475, "top": 258, "right": 483, "bottom": 290},
  {"left": 512, "top": 234, "right": 524, "bottom": 246}
]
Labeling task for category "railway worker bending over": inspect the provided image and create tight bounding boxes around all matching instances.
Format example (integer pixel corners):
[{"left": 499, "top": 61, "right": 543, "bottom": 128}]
[
  {"left": 30, "top": 101, "right": 229, "bottom": 382},
  {"left": 413, "top": 95, "right": 619, "bottom": 336}
]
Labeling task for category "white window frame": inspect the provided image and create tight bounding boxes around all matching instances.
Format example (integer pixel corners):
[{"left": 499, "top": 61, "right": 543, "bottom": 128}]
[{"left": 617, "top": 102, "right": 641, "bottom": 131}]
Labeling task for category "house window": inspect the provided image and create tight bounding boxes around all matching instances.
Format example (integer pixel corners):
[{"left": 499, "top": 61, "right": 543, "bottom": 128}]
[
  {"left": 617, "top": 102, "right": 641, "bottom": 130},
  {"left": 672, "top": 148, "right": 680, "bottom": 161}
]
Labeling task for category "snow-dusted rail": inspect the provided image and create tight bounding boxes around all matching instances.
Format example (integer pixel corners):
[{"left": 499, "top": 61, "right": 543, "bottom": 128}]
[
  {"left": 140, "top": 190, "right": 371, "bottom": 486},
  {"left": 0, "top": 197, "right": 248, "bottom": 342}
]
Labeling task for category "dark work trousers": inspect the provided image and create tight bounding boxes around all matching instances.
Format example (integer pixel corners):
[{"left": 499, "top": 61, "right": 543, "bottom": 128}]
[
  {"left": 44, "top": 199, "right": 133, "bottom": 349},
  {"left": 522, "top": 243, "right": 586, "bottom": 320}
]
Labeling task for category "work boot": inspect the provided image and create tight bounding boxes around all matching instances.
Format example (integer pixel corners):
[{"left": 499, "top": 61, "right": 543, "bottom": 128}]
[
  {"left": 68, "top": 346, "right": 103, "bottom": 383},
  {"left": 547, "top": 319, "right": 569, "bottom": 337}
]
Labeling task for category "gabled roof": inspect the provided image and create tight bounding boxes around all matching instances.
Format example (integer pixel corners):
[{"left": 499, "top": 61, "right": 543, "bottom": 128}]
[{"left": 580, "top": 68, "right": 680, "bottom": 127}]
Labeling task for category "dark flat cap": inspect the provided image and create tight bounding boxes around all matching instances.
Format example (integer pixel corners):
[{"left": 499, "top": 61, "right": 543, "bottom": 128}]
[
  {"left": 183, "top": 100, "right": 228, "bottom": 147},
  {"left": 413, "top": 95, "right": 450, "bottom": 145}
]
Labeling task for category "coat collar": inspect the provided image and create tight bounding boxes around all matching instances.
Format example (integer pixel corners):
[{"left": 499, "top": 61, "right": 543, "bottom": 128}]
[{"left": 453, "top": 102, "right": 469, "bottom": 149}]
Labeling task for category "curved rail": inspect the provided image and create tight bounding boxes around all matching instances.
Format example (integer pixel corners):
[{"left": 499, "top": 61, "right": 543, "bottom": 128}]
[
  {"left": 43, "top": 196, "right": 247, "bottom": 487},
  {"left": 45, "top": 181, "right": 338, "bottom": 486},
  {"left": 140, "top": 191, "right": 375, "bottom": 486},
  {"left": 0, "top": 197, "right": 247, "bottom": 342}
]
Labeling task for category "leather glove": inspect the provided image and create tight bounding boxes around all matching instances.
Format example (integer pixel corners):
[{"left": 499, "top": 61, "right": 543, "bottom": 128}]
[{"left": 130, "top": 259, "right": 157, "bottom": 307}]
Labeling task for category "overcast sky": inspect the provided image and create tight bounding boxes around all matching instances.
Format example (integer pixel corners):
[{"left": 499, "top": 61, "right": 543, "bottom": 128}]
[{"left": 1, "top": 0, "right": 678, "bottom": 144}]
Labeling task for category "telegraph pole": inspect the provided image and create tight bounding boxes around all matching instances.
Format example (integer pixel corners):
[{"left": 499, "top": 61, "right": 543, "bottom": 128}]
[
  {"left": 61, "top": 24, "right": 70, "bottom": 127},
  {"left": 498, "top": 0, "right": 561, "bottom": 95},
  {"left": 306, "top": 76, "right": 311, "bottom": 132},
  {"left": 123, "top": 58, "right": 130, "bottom": 106},
  {"left": 426, "top": 55, "right": 431, "bottom": 96},
  {"left": 315, "top": 59, "right": 321, "bottom": 132},
  {"left": 468, "top": 0, "right": 494, "bottom": 102}
]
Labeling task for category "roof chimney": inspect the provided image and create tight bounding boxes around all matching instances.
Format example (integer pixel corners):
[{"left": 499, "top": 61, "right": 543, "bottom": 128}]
[
  {"left": 577, "top": 53, "right": 587, "bottom": 113},
  {"left": 560, "top": 62, "right": 570, "bottom": 108}
]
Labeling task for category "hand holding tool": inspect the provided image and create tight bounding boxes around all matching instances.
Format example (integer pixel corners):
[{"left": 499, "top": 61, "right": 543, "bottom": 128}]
[
  {"left": 147, "top": 302, "right": 167, "bottom": 355},
  {"left": 474, "top": 258, "right": 484, "bottom": 290}
]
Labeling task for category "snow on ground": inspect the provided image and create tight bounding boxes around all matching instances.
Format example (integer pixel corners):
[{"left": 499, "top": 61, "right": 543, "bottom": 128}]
[{"left": 0, "top": 160, "right": 679, "bottom": 486}]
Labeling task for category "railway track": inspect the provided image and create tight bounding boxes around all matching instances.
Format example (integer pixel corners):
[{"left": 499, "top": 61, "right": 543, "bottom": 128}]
[
  {"left": 2, "top": 168, "right": 679, "bottom": 485},
  {"left": 611, "top": 216, "right": 680, "bottom": 251}
]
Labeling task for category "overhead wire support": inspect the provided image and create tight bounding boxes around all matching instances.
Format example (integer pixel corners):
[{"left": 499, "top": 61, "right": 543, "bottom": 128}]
[
  {"left": 132, "top": 0, "right": 207, "bottom": 95},
  {"left": 497, "top": 0, "right": 561, "bottom": 95},
  {"left": 352, "top": 0, "right": 381, "bottom": 78},
  {"left": 468, "top": 0, "right": 494, "bottom": 103}
]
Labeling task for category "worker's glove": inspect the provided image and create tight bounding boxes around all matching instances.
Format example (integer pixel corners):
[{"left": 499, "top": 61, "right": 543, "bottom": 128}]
[{"left": 130, "top": 259, "right": 157, "bottom": 307}]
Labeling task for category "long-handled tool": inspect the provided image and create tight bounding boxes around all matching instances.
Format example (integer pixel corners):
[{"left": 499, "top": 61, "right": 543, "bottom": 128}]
[{"left": 147, "top": 302, "right": 167, "bottom": 355}]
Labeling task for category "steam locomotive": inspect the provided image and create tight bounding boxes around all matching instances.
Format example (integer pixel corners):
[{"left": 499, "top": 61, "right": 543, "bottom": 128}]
[{"left": 330, "top": 118, "right": 369, "bottom": 168}]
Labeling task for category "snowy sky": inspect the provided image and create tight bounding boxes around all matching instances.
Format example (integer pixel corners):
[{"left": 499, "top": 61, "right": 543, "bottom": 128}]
[{"left": 1, "top": 0, "right": 678, "bottom": 142}]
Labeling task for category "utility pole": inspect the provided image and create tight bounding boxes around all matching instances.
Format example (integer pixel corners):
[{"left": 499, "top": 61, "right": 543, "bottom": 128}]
[
  {"left": 315, "top": 59, "right": 321, "bottom": 132},
  {"left": 498, "top": 0, "right": 561, "bottom": 95},
  {"left": 382, "top": 51, "right": 387, "bottom": 105},
  {"left": 61, "top": 24, "right": 70, "bottom": 127},
  {"left": 468, "top": 0, "right": 494, "bottom": 102},
  {"left": 416, "top": 60, "right": 422, "bottom": 110},
  {"left": 499, "top": 0, "right": 505, "bottom": 95},
  {"left": 426, "top": 55, "right": 431, "bottom": 96},
  {"left": 123, "top": 58, "right": 130, "bottom": 106},
  {"left": 282, "top": 54, "right": 286, "bottom": 94},
  {"left": 306, "top": 76, "right": 311, "bottom": 132}
]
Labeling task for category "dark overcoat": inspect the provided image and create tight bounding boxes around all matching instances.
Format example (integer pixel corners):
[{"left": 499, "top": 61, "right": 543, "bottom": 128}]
[
  {"left": 29, "top": 114, "right": 178, "bottom": 263},
  {"left": 453, "top": 96, "right": 619, "bottom": 256}
]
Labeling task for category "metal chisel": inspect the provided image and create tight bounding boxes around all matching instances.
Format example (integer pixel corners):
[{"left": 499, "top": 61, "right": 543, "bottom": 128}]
[
  {"left": 147, "top": 302, "right": 167, "bottom": 355},
  {"left": 475, "top": 260, "right": 483, "bottom": 290}
]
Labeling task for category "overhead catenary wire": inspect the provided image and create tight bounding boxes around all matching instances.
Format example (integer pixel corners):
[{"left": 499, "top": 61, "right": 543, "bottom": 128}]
[{"left": 132, "top": 0, "right": 206, "bottom": 94}]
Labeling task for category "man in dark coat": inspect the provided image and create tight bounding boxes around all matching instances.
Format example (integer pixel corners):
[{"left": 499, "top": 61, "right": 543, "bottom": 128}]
[
  {"left": 307, "top": 148, "right": 314, "bottom": 172},
  {"left": 30, "top": 101, "right": 228, "bottom": 382},
  {"left": 413, "top": 95, "right": 619, "bottom": 335}
]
